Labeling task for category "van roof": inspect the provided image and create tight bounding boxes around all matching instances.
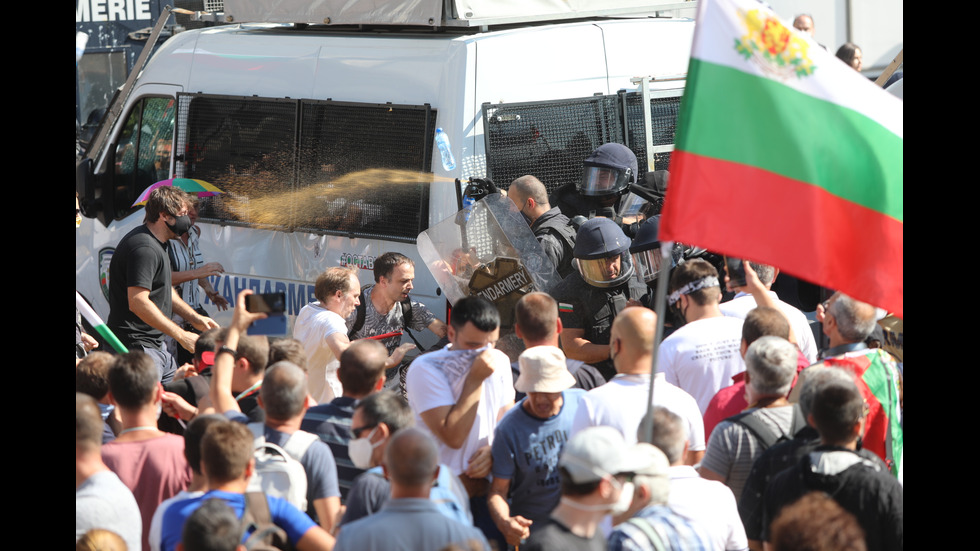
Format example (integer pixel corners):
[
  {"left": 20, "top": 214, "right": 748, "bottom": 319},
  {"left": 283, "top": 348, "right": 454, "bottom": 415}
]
[
  {"left": 142, "top": 17, "right": 693, "bottom": 103},
  {"left": 223, "top": 0, "right": 694, "bottom": 27}
]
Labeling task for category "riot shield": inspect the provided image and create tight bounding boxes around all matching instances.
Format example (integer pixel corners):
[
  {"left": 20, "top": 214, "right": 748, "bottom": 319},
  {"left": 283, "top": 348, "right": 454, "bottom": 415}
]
[{"left": 417, "top": 192, "right": 562, "bottom": 327}]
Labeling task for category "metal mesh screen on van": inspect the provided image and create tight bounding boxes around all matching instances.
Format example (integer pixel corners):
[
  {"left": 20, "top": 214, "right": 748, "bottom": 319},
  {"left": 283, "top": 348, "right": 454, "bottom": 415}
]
[
  {"left": 483, "top": 90, "right": 682, "bottom": 195},
  {"left": 623, "top": 92, "right": 680, "bottom": 176},
  {"left": 176, "top": 93, "right": 434, "bottom": 242}
]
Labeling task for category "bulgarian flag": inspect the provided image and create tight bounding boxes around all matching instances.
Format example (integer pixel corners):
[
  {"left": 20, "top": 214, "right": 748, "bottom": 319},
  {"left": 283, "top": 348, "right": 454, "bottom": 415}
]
[
  {"left": 823, "top": 349, "right": 903, "bottom": 478},
  {"left": 660, "top": 0, "right": 903, "bottom": 318}
]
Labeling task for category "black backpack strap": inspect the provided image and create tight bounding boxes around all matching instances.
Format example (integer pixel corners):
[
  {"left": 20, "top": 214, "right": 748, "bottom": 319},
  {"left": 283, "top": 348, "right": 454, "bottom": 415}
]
[
  {"left": 397, "top": 297, "right": 428, "bottom": 352},
  {"left": 788, "top": 403, "right": 807, "bottom": 439},
  {"left": 726, "top": 406, "right": 796, "bottom": 451},
  {"left": 400, "top": 296, "right": 413, "bottom": 327},
  {"left": 347, "top": 285, "right": 372, "bottom": 338}
]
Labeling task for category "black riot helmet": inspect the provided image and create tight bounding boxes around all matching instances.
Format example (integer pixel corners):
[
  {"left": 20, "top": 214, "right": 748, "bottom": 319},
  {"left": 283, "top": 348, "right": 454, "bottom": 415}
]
[
  {"left": 579, "top": 143, "right": 638, "bottom": 197},
  {"left": 629, "top": 215, "right": 680, "bottom": 284},
  {"left": 572, "top": 217, "right": 634, "bottom": 288}
]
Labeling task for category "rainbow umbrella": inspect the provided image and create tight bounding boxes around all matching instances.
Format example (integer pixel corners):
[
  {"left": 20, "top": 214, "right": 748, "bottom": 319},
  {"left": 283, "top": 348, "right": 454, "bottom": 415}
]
[{"left": 132, "top": 178, "right": 224, "bottom": 207}]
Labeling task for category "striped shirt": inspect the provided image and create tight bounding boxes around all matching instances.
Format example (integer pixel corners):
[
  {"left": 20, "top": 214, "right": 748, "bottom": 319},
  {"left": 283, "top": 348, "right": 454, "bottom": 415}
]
[
  {"left": 301, "top": 396, "right": 361, "bottom": 501},
  {"left": 608, "top": 505, "right": 712, "bottom": 551}
]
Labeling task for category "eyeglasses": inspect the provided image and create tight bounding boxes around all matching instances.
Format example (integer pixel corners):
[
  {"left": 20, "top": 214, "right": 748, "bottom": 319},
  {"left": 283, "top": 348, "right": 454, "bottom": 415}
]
[{"left": 350, "top": 423, "right": 378, "bottom": 439}]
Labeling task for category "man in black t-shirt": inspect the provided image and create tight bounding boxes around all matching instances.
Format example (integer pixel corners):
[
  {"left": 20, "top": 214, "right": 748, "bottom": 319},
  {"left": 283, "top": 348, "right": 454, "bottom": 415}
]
[{"left": 107, "top": 187, "right": 218, "bottom": 382}]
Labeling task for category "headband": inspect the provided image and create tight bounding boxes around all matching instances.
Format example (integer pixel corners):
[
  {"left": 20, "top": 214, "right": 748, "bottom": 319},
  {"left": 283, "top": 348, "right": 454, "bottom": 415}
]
[{"left": 667, "top": 275, "right": 720, "bottom": 305}]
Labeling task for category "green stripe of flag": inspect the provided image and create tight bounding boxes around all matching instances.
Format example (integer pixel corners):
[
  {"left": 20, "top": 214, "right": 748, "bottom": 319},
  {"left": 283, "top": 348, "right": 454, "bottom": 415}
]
[
  {"left": 93, "top": 323, "right": 129, "bottom": 354},
  {"left": 679, "top": 58, "right": 903, "bottom": 222}
]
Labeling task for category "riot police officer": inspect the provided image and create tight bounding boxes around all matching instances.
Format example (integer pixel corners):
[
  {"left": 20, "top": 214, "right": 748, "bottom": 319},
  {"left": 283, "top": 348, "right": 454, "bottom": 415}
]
[
  {"left": 551, "top": 217, "right": 643, "bottom": 380},
  {"left": 629, "top": 215, "right": 685, "bottom": 339},
  {"left": 550, "top": 142, "right": 638, "bottom": 221}
]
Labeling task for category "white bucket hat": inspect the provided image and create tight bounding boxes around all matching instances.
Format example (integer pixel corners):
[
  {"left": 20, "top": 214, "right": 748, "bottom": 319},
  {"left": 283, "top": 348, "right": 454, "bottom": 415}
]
[{"left": 515, "top": 346, "right": 576, "bottom": 394}]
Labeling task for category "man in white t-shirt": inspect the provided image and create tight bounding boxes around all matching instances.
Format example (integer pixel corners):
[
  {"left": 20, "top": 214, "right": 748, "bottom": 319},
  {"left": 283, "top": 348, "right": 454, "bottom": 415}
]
[
  {"left": 294, "top": 267, "right": 361, "bottom": 403},
  {"left": 719, "top": 261, "right": 817, "bottom": 364},
  {"left": 406, "top": 295, "right": 515, "bottom": 481},
  {"left": 571, "top": 306, "right": 706, "bottom": 465},
  {"left": 658, "top": 259, "right": 744, "bottom": 413},
  {"left": 650, "top": 406, "right": 748, "bottom": 551},
  {"left": 405, "top": 296, "right": 515, "bottom": 548}
]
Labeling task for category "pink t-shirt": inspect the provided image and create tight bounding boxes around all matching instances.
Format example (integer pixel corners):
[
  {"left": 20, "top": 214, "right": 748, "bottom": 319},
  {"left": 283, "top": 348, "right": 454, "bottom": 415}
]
[{"left": 103, "top": 433, "right": 191, "bottom": 551}]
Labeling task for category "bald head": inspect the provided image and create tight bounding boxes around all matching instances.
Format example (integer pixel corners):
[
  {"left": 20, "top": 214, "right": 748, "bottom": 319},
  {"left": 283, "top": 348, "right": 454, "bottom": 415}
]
[
  {"left": 385, "top": 427, "right": 439, "bottom": 488},
  {"left": 509, "top": 175, "right": 551, "bottom": 223},
  {"left": 793, "top": 14, "right": 814, "bottom": 36},
  {"left": 611, "top": 307, "right": 657, "bottom": 374},
  {"left": 510, "top": 175, "right": 549, "bottom": 205}
]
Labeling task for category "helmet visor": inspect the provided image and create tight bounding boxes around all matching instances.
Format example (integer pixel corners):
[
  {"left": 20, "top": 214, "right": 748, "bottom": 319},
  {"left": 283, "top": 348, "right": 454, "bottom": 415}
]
[
  {"left": 619, "top": 192, "right": 648, "bottom": 219},
  {"left": 632, "top": 248, "right": 664, "bottom": 283},
  {"left": 575, "top": 252, "right": 635, "bottom": 288},
  {"left": 579, "top": 166, "right": 631, "bottom": 196}
]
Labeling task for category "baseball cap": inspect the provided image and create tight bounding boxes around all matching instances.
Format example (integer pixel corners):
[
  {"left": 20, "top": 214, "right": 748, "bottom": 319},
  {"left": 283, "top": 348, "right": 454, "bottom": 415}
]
[
  {"left": 560, "top": 426, "right": 650, "bottom": 483},
  {"left": 199, "top": 351, "right": 216, "bottom": 369},
  {"left": 515, "top": 346, "right": 576, "bottom": 394}
]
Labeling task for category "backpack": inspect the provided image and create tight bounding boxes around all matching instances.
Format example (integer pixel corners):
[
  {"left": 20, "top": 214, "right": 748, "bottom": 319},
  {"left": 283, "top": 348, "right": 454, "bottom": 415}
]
[
  {"left": 726, "top": 403, "right": 807, "bottom": 451},
  {"left": 348, "top": 284, "right": 425, "bottom": 350},
  {"left": 245, "top": 423, "right": 319, "bottom": 511},
  {"left": 240, "top": 492, "right": 290, "bottom": 551}
]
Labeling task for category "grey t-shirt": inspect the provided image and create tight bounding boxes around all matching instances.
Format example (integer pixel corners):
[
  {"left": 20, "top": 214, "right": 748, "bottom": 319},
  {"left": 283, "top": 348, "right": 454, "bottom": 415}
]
[
  {"left": 701, "top": 405, "right": 797, "bottom": 501},
  {"left": 346, "top": 286, "right": 436, "bottom": 355},
  {"left": 76, "top": 470, "right": 143, "bottom": 551}
]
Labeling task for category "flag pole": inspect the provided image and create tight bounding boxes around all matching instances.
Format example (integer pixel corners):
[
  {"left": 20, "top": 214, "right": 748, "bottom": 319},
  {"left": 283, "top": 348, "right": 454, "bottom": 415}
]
[
  {"left": 873, "top": 49, "right": 903, "bottom": 87},
  {"left": 76, "top": 291, "right": 129, "bottom": 354},
  {"left": 639, "top": 241, "right": 674, "bottom": 444}
]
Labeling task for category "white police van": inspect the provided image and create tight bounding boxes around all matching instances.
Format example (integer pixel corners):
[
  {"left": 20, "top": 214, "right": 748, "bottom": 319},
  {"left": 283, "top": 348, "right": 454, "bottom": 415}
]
[{"left": 75, "top": 0, "right": 694, "bottom": 348}]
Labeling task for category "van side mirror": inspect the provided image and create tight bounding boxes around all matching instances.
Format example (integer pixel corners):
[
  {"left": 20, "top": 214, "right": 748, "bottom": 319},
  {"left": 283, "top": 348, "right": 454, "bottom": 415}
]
[{"left": 76, "top": 146, "right": 121, "bottom": 227}]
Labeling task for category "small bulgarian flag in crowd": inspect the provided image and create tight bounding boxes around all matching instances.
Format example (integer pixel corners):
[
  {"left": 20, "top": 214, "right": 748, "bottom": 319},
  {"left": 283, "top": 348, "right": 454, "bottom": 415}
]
[
  {"left": 76, "top": 291, "right": 129, "bottom": 354},
  {"left": 660, "top": 0, "right": 903, "bottom": 318},
  {"left": 823, "top": 349, "right": 903, "bottom": 477}
]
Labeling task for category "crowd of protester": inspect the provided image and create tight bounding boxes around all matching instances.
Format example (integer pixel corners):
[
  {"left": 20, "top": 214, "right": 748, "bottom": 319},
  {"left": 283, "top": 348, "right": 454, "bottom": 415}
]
[{"left": 77, "top": 61, "right": 903, "bottom": 549}]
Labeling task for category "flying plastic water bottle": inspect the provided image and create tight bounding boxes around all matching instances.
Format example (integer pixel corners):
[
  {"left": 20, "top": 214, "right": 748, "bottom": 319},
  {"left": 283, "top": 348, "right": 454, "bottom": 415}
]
[{"left": 435, "top": 128, "right": 456, "bottom": 171}]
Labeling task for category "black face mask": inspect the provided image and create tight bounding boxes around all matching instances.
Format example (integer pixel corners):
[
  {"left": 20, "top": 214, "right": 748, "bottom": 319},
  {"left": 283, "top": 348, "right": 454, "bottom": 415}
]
[
  {"left": 520, "top": 208, "right": 534, "bottom": 226},
  {"left": 166, "top": 214, "right": 192, "bottom": 237},
  {"left": 668, "top": 299, "right": 687, "bottom": 328}
]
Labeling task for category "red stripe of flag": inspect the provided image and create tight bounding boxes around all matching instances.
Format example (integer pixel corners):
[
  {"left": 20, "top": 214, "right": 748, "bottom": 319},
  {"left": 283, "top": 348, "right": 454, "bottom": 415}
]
[{"left": 660, "top": 151, "right": 903, "bottom": 318}]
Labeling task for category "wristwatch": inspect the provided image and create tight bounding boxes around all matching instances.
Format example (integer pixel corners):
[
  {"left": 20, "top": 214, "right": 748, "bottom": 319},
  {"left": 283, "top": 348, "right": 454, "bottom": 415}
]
[{"left": 216, "top": 345, "right": 237, "bottom": 359}]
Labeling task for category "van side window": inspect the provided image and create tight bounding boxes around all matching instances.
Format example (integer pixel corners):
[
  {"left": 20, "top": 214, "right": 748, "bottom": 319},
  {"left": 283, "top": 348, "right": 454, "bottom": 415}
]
[
  {"left": 113, "top": 97, "right": 176, "bottom": 211},
  {"left": 177, "top": 93, "right": 435, "bottom": 242}
]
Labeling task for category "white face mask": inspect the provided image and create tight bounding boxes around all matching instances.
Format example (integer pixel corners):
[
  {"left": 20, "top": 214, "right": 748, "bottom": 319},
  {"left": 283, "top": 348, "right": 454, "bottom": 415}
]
[
  {"left": 609, "top": 479, "right": 635, "bottom": 516},
  {"left": 348, "top": 426, "right": 382, "bottom": 470},
  {"left": 559, "top": 476, "right": 634, "bottom": 515}
]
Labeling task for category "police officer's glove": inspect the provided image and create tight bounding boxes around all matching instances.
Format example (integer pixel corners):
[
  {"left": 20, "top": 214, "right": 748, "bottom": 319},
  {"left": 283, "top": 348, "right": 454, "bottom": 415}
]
[
  {"left": 622, "top": 220, "right": 642, "bottom": 239},
  {"left": 468, "top": 177, "right": 499, "bottom": 196}
]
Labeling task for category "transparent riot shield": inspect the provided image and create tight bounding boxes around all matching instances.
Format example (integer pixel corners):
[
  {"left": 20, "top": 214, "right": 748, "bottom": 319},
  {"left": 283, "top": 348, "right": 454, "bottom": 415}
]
[{"left": 417, "top": 192, "right": 562, "bottom": 327}]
